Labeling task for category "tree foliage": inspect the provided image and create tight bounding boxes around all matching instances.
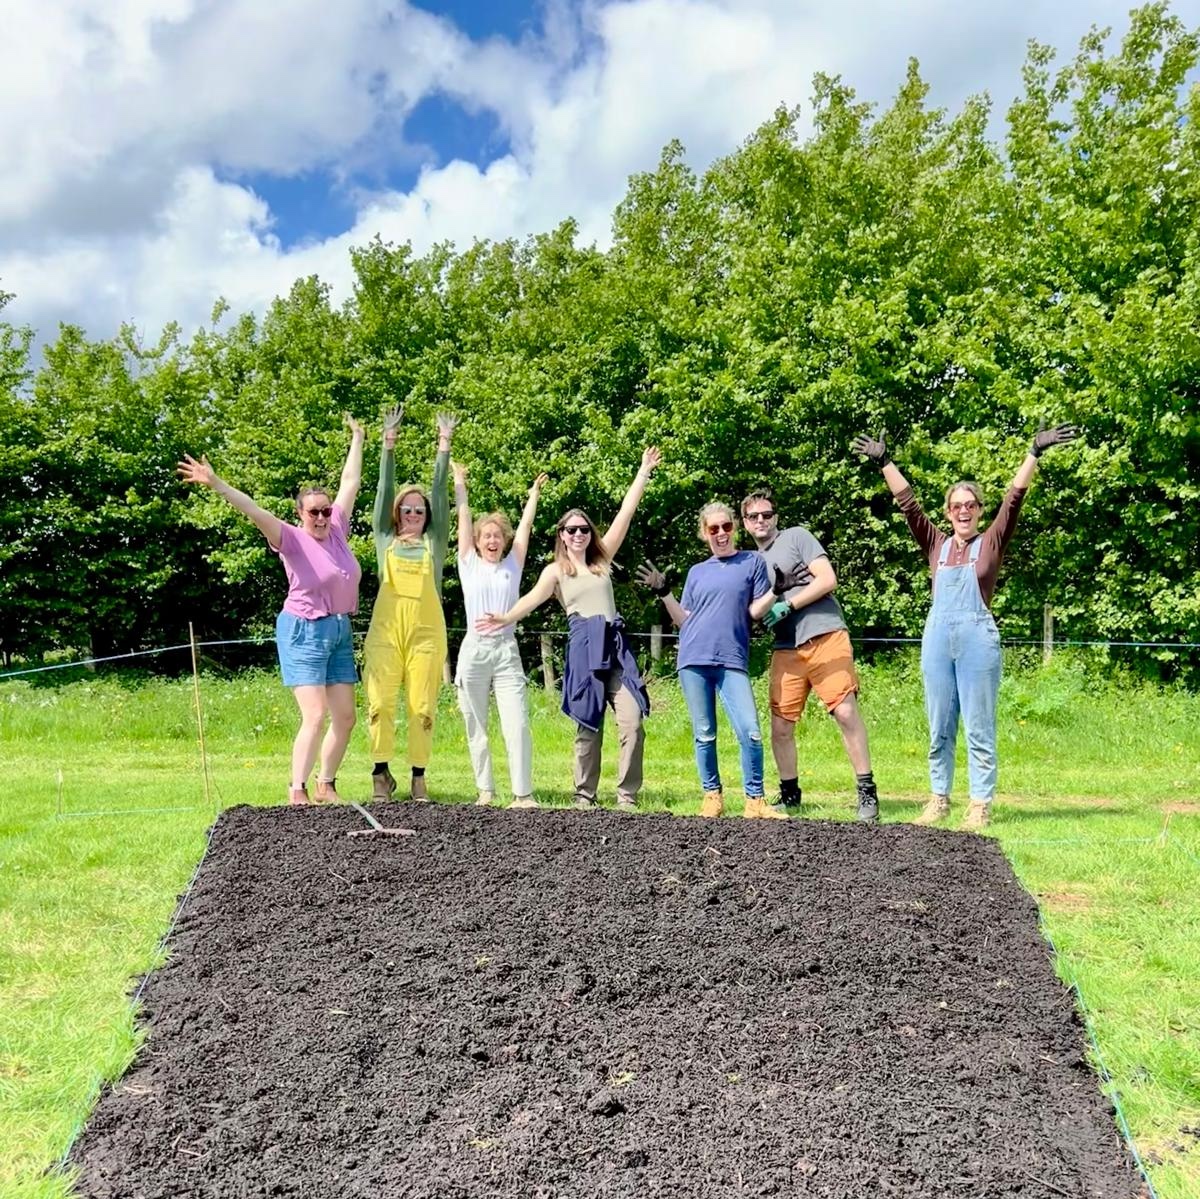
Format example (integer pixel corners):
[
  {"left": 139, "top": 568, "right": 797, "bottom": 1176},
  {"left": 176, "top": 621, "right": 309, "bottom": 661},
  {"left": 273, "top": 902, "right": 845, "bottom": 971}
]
[{"left": 2, "top": 3, "right": 1197, "bottom": 675}]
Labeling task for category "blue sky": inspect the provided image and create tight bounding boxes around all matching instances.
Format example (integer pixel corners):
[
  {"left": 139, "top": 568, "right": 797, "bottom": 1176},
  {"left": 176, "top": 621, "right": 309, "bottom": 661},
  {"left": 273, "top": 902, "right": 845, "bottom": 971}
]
[{"left": 0, "top": 0, "right": 1183, "bottom": 345}]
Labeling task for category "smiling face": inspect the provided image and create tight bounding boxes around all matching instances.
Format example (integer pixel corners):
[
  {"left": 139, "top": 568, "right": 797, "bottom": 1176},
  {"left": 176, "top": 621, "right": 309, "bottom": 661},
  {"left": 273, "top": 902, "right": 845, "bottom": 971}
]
[
  {"left": 945, "top": 485, "right": 984, "bottom": 540},
  {"left": 476, "top": 519, "right": 507, "bottom": 563},
  {"left": 298, "top": 492, "right": 334, "bottom": 541},
  {"left": 558, "top": 512, "right": 593, "bottom": 558},
  {"left": 699, "top": 502, "right": 738, "bottom": 557},
  {"left": 395, "top": 490, "right": 428, "bottom": 538},
  {"left": 740, "top": 497, "right": 778, "bottom": 548}
]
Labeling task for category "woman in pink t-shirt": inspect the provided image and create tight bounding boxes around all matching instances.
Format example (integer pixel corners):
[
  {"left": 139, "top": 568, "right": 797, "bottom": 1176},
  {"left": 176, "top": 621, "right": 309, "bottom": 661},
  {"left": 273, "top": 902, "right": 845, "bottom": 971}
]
[{"left": 179, "top": 416, "right": 365, "bottom": 806}]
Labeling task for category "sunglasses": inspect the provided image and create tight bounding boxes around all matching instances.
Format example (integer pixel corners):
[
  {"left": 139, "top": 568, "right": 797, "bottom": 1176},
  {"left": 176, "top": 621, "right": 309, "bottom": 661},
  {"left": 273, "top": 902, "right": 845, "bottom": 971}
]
[
  {"left": 562, "top": 524, "right": 591, "bottom": 536},
  {"left": 303, "top": 506, "right": 333, "bottom": 518},
  {"left": 744, "top": 510, "right": 775, "bottom": 521},
  {"left": 707, "top": 521, "right": 734, "bottom": 535},
  {"left": 400, "top": 505, "right": 426, "bottom": 516},
  {"left": 948, "top": 501, "right": 980, "bottom": 513}
]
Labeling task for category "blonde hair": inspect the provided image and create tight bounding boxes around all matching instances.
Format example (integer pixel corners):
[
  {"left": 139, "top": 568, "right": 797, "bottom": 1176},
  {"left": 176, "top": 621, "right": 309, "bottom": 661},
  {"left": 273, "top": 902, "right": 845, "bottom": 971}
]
[
  {"left": 391, "top": 485, "right": 431, "bottom": 536},
  {"left": 697, "top": 501, "right": 737, "bottom": 543},
  {"left": 944, "top": 480, "right": 985, "bottom": 511},
  {"left": 553, "top": 509, "right": 610, "bottom": 577},
  {"left": 473, "top": 511, "right": 514, "bottom": 550}
]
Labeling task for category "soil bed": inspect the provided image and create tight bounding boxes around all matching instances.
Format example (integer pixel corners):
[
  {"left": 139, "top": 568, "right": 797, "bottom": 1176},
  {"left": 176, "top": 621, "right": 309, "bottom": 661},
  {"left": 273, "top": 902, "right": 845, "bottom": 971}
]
[{"left": 71, "top": 804, "right": 1141, "bottom": 1198}]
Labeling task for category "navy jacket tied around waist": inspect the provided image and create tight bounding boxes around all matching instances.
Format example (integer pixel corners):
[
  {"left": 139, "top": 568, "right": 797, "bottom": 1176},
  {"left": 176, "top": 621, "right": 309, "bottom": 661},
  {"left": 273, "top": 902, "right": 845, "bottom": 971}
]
[{"left": 561, "top": 614, "right": 650, "bottom": 732}]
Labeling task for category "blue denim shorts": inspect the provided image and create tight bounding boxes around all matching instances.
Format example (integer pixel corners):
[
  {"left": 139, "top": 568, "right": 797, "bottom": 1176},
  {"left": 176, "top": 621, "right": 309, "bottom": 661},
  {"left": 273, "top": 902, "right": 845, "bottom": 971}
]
[{"left": 275, "top": 612, "right": 358, "bottom": 688}]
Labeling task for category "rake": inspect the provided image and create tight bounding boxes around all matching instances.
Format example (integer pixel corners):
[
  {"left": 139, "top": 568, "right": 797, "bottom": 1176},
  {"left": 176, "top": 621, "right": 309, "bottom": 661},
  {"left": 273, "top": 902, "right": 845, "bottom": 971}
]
[{"left": 347, "top": 801, "right": 417, "bottom": 839}]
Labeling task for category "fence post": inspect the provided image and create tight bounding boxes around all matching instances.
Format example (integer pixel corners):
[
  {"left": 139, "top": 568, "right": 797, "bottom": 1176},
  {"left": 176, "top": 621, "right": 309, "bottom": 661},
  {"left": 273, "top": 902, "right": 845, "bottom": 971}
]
[
  {"left": 540, "top": 633, "right": 556, "bottom": 693},
  {"left": 650, "top": 624, "right": 663, "bottom": 662},
  {"left": 1042, "top": 604, "right": 1054, "bottom": 664}
]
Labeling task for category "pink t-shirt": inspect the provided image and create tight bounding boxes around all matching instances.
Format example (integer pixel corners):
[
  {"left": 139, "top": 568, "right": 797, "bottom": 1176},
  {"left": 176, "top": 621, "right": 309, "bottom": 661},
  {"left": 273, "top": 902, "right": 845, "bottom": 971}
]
[{"left": 274, "top": 505, "right": 362, "bottom": 619}]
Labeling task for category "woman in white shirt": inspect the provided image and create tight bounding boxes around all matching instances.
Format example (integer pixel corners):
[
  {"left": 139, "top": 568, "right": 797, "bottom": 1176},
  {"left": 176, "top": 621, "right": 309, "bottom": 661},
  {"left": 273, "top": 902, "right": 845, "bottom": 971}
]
[{"left": 452, "top": 462, "right": 547, "bottom": 807}]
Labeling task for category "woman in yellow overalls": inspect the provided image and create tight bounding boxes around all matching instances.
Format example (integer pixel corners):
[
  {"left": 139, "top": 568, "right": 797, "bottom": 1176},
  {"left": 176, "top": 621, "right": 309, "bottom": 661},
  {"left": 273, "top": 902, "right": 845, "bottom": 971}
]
[{"left": 363, "top": 409, "right": 454, "bottom": 800}]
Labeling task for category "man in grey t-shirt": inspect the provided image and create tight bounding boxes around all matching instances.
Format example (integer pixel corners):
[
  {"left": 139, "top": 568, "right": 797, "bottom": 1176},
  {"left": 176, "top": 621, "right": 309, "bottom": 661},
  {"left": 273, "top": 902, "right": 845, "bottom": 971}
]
[{"left": 742, "top": 488, "right": 879, "bottom": 823}]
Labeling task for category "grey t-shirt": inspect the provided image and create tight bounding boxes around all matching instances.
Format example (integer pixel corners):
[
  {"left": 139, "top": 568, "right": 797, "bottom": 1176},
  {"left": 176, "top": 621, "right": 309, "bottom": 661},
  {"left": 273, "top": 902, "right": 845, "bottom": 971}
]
[{"left": 757, "top": 526, "right": 847, "bottom": 649}]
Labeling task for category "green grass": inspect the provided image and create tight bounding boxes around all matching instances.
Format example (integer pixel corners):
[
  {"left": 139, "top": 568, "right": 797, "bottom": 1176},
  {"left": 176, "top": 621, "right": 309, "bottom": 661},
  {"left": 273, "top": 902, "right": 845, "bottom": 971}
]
[{"left": 2, "top": 652, "right": 1199, "bottom": 1197}]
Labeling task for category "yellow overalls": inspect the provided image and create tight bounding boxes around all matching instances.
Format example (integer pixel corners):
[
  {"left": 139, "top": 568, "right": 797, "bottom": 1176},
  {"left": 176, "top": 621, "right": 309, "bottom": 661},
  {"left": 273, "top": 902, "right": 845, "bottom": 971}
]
[{"left": 363, "top": 535, "right": 448, "bottom": 766}]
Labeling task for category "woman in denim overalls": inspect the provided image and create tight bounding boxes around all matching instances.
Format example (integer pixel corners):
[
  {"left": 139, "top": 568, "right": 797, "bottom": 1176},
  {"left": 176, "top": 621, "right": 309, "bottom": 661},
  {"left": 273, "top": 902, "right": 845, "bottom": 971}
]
[{"left": 853, "top": 424, "right": 1079, "bottom": 830}]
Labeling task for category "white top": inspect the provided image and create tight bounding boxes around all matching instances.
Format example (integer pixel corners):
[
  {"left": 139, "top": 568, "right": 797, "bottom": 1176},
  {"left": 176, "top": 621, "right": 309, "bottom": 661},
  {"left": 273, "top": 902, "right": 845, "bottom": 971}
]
[{"left": 459, "top": 549, "right": 522, "bottom": 637}]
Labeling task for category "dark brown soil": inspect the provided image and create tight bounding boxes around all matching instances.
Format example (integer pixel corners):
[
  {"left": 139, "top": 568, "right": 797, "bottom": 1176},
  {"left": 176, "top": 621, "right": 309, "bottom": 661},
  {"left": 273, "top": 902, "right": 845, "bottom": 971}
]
[{"left": 69, "top": 805, "right": 1142, "bottom": 1198}]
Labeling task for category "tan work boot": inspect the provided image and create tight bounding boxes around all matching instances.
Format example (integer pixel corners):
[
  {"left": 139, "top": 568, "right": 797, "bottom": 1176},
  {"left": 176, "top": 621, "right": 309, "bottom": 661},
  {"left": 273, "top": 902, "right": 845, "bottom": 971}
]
[
  {"left": 509, "top": 794, "right": 540, "bottom": 809},
  {"left": 372, "top": 769, "right": 396, "bottom": 801},
  {"left": 913, "top": 794, "right": 951, "bottom": 825},
  {"left": 962, "top": 800, "right": 992, "bottom": 832},
  {"left": 743, "top": 795, "right": 789, "bottom": 820},
  {"left": 313, "top": 777, "right": 340, "bottom": 804},
  {"left": 410, "top": 774, "right": 430, "bottom": 802},
  {"left": 474, "top": 790, "right": 497, "bottom": 807},
  {"left": 700, "top": 790, "right": 724, "bottom": 818},
  {"left": 287, "top": 785, "right": 309, "bottom": 806}
]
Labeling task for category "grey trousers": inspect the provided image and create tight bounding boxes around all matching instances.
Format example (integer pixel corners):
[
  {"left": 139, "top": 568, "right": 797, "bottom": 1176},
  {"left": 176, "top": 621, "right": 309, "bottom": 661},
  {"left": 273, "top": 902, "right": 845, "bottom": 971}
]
[{"left": 572, "top": 668, "right": 645, "bottom": 804}]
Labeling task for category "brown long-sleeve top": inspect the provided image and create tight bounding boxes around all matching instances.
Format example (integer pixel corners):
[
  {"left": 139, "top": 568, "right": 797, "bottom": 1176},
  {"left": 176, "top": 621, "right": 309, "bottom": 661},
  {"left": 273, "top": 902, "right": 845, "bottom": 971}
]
[{"left": 893, "top": 485, "right": 1028, "bottom": 609}]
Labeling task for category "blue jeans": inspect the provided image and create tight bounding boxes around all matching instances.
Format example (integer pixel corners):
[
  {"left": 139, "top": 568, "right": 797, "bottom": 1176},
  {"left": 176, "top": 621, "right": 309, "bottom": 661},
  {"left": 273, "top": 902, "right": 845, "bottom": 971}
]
[
  {"left": 920, "top": 612, "right": 1000, "bottom": 800},
  {"left": 678, "top": 665, "right": 764, "bottom": 797},
  {"left": 276, "top": 612, "right": 357, "bottom": 688}
]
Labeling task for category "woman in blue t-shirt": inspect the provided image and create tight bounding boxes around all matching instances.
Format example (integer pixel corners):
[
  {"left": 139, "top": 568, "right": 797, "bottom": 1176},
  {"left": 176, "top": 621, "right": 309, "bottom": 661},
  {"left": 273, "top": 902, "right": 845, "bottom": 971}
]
[{"left": 637, "top": 502, "right": 794, "bottom": 819}]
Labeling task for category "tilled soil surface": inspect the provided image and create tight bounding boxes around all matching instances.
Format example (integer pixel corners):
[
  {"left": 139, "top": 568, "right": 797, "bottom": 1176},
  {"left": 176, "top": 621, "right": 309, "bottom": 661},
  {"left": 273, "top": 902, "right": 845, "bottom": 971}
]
[{"left": 70, "top": 804, "right": 1142, "bottom": 1198}]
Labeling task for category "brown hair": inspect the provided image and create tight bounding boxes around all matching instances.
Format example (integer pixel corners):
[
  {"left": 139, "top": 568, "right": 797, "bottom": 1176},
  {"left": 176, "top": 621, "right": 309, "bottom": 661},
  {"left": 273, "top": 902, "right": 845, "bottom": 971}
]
[
  {"left": 740, "top": 487, "right": 776, "bottom": 517},
  {"left": 473, "top": 511, "right": 514, "bottom": 550},
  {"left": 697, "top": 501, "right": 737, "bottom": 543},
  {"left": 943, "top": 480, "right": 985, "bottom": 511},
  {"left": 391, "top": 485, "right": 431, "bottom": 536},
  {"left": 295, "top": 486, "right": 332, "bottom": 511},
  {"left": 553, "top": 509, "right": 610, "bottom": 577}
]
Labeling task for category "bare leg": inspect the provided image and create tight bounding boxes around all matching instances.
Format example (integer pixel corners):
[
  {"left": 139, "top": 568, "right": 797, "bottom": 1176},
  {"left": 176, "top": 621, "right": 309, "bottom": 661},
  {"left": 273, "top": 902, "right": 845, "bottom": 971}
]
[
  {"left": 290, "top": 685, "right": 330, "bottom": 787},
  {"left": 318, "top": 683, "right": 357, "bottom": 781},
  {"left": 830, "top": 693, "right": 872, "bottom": 776}
]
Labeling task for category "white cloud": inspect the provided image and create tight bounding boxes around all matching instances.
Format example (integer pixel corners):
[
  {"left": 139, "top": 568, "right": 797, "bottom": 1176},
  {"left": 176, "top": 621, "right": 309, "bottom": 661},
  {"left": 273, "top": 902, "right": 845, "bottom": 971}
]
[{"left": 0, "top": 0, "right": 1159, "bottom": 348}]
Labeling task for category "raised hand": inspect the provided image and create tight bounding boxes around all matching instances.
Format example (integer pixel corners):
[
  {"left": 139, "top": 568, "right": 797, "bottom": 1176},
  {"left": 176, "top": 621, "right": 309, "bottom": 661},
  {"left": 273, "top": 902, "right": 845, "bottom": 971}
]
[
  {"left": 451, "top": 460, "right": 468, "bottom": 487},
  {"left": 382, "top": 405, "right": 403, "bottom": 450},
  {"left": 344, "top": 413, "right": 366, "bottom": 440},
  {"left": 436, "top": 412, "right": 459, "bottom": 447},
  {"left": 1031, "top": 422, "right": 1080, "bottom": 458},
  {"left": 529, "top": 472, "right": 549, "bottom": 497},
  {"left": 851, "top": 431, "right": 890, "bottom": 465},
  {"left": 640, "top": 446, "right": 662, "bottom": 474},
  {"left": 177, "top": 453, "right": 216, "bottom": 488},
  {"left": 634, "top": 560, "right": 670, "bottom": 597}
]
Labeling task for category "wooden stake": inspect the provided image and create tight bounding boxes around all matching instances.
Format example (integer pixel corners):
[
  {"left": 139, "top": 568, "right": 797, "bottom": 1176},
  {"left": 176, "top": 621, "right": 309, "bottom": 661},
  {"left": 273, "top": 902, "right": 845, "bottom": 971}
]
[
  {"left": 1042, "top": 604, "right": 1054, "bottom": 664},
  {"left": 189, "top": 622, "right": 215, "bottom": 815},
  {"left": 650, "top": 624, "right": 663, "bottom": 662},
  {"left": 540, "top": 633, "right": 556, "bottom": 693}
]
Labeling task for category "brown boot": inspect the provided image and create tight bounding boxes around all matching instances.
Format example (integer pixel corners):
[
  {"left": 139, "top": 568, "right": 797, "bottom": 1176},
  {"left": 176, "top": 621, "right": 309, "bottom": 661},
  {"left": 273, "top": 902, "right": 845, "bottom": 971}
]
[
  {"left": 372, "top": 769, "right": 396, "bottom": 801},
  {"left": 313, "top": 777, "right": 340, "bottom": 804},
  {"left": 410, "top": 773, "right": 430, "bottom": 802},
  {"left": 962, "top": 800, "right": 992, "bottom": 832},
  {"left": 700, "top": 790, "right": 724, "bottom": 818},
  {"left": 743, "top": 795, "right": 789, "bottom": 820},
  {"left": 913, "top": 794, "right": 950, "bottom": 825}
]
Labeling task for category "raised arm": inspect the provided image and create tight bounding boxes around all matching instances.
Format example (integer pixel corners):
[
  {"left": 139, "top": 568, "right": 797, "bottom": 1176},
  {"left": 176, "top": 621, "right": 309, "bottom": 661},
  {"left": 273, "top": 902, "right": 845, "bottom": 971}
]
[
  {"left": 475, "top": 563, "right": 559, "bottom": 633},
  {"left": 511, "top": 472, "right": 548, "bottom": 567},
  {"left": 429, "top": 412, "right": 456, "bottom": 559},
  {"left": 852, "top": 429, "right": 940, "bottom": 553},
  {"left": 178, "top": 454, "right": 284, "bottom": 549},
  {"left": 373, "top": 407, "right": 401, "bottom": 572},
  {"left": 333, "top": 414, "right": 366, "bottom": 520},
  {"left": 1013, "top": 422, "right": 1080, "bottom": 490},
  {"left": 600, "top": 446, "right": 661, "bottom": 559},
  {"left": 452, "top": 460, "right": 473, "bottom": 559}
]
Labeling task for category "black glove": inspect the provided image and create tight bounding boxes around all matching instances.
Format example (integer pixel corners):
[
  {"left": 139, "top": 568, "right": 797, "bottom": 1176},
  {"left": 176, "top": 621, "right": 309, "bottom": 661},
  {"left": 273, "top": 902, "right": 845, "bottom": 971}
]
[
  {"left": 635, "top": 560, "right": 670, "bottom": 597},
  {"left": 772, "top": 563, "right": 812, "bottom": 596},
  {"left": 851, "top": 431, "right": 890, "bottom": 466},
  {"left": 1031, "top": 422, "right": 1081, "bottom": 458}
]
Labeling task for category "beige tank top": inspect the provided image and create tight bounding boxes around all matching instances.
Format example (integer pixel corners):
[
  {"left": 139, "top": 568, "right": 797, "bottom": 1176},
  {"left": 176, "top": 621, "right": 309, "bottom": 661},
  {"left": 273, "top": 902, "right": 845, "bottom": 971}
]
[{"left": 555, "top": 564, "right": 617, "bottom": 620}]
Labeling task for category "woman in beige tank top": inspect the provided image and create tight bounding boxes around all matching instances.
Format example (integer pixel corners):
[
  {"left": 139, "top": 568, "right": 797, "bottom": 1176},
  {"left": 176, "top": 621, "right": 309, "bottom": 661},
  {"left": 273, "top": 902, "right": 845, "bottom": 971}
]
[{"left": 476, "top": 447, "right": 661, "bottom": 809}]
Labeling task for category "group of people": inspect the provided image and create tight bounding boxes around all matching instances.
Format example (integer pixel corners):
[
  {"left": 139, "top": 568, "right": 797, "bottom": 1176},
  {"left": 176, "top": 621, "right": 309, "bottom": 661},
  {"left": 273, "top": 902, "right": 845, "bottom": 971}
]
[{"left": 178, "top": 412, "right": 1078, "bottom": 830}]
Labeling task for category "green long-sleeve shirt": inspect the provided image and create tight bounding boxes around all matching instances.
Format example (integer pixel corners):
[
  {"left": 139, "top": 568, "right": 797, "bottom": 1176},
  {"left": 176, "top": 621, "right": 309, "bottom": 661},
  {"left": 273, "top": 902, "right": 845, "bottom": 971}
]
[{"left": 372, "top": 443, "right": 450, "bottom": 597}]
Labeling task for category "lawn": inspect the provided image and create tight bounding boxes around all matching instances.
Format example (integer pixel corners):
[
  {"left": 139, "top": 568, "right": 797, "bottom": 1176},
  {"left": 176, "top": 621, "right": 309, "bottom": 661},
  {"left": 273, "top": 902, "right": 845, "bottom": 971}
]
[{"left": 2, "top": 649, "right": 1198, "bottom": 1197}]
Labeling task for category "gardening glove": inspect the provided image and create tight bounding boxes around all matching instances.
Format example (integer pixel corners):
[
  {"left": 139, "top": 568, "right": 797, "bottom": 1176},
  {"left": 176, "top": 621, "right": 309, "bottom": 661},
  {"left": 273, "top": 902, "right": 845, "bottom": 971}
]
[
  {"left": 772, "top": 563, "right": 811, "bottom": 595},
  {"left": 851, "top": 430, "right": 890, "bottom": 466},
  {"left": 764, "top": 599, "right": 792, "bottom": 628},
  {"left": 1031, "top": 422, "right": 1080, "bottom": 458},
  {"left": 635, "top": 560, "right": 671, "bottom": 597}
]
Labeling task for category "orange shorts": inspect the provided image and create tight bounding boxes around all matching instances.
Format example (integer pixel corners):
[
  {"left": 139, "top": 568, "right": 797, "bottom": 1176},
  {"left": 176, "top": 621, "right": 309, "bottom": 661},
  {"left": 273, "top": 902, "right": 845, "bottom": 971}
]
[{"left": 769, "top": 629, "right": 859, "bottom": 721}]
